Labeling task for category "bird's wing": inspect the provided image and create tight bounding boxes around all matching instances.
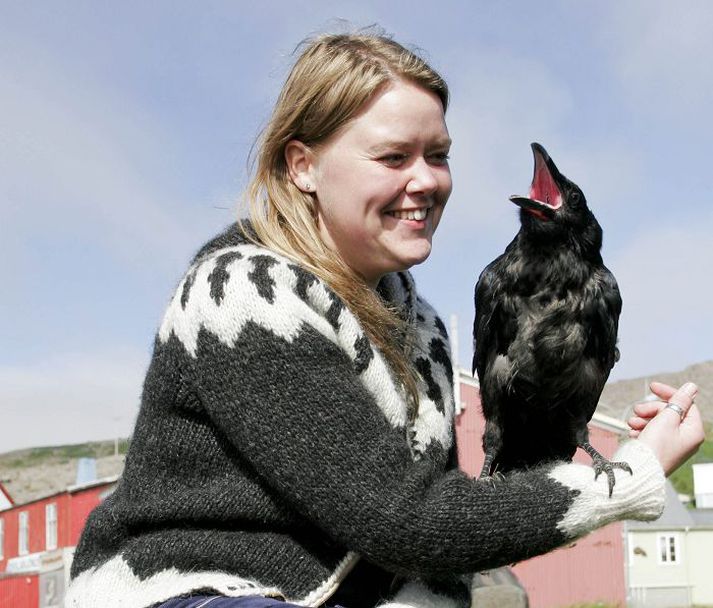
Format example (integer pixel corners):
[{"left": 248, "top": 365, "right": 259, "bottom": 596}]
[
  {"left": 472, "top": 254, "right": 514, "bottom": 381},
  {"left": 581, "top": 265, "right": 623, "bottom": 419},
  {"left": 590, "top": 266, "right": 622, "bottom": 368}
]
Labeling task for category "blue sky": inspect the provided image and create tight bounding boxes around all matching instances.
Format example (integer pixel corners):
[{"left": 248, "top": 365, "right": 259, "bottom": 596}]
[{"left": 2, "top": 1, "right": 712, "bottom": 452}]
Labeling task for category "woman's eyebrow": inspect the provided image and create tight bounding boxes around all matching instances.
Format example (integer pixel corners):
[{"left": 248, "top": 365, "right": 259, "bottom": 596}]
[
  {"left": 368, "top": 137, "right": 452, "bottom": 154},
  {"left": 367, "top": 141, "right": 411, "bottom": 154},
  {"left": 431, "top": 137, "right": 452, "bottom": 148}
]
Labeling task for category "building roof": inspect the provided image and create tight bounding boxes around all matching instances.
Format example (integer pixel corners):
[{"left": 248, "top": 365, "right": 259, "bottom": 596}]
[
  {"left": 0, "top": 476, "right": 118, "bottom": 512},
  {"left": 0, "top": 481, "right": 14, "bottom": 511},
  {"left": 690, "top": 508, "right": 713, "bottom": 526}
]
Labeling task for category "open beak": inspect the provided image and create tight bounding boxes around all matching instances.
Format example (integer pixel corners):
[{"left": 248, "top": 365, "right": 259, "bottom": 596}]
[{"left": 510, "top": 143, "right": 564, "bottom": 220}]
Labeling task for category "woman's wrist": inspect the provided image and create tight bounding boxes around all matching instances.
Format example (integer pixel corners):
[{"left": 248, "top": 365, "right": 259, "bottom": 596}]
[{"left": 547, "top": 440, "right": 665, "bottom": 540}]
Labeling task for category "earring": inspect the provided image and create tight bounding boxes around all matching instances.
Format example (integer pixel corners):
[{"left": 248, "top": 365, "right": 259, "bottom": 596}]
[{"left": 303, "top": 183, "right": 312, "bottom": 192}]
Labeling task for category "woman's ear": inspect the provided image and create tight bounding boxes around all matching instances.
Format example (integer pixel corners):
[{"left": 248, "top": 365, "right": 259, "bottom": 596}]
[{"left": 285, "top": 140, "right": 317, "bottom": 193}]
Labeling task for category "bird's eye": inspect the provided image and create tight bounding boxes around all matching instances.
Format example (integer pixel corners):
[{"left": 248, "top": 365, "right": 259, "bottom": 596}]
[{"left": 571, "top": 191, "right": 582, "bottom": 204}]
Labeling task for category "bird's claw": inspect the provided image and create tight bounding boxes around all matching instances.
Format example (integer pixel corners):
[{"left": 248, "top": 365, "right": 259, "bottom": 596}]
[
  {"left": 481, "top": 471, "right": 506, "bottom": 490},
  {"left": 592, "top": 459, "right": 633, "bottom": 497}
]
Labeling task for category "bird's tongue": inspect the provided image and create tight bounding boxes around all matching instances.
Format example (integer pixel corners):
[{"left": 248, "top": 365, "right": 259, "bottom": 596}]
[{"left": 529, "top": 152, "right": 562, "bottom": 209}]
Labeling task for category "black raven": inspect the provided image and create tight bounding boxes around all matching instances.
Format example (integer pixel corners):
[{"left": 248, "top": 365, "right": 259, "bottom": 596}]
[{"left": 473, "top": 143, "right": 629, "bottom": 496}]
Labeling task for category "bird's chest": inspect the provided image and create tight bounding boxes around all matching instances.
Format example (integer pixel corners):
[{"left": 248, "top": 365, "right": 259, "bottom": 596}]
[{"left": 500, "top": 255, "right": 593, "bottom": 378}]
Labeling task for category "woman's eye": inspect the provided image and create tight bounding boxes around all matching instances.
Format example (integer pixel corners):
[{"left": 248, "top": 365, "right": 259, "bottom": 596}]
[
  {"left": 429, "top": 152, "right": 450, "bottom": 165},
  {"left": 380, "top": 154, "right": 407, "bottom": 165}
]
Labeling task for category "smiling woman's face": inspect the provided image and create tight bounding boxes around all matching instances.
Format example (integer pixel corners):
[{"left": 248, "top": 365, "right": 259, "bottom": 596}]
[{"left": 298, "top": 80, "right": 452, "bottom": 287}]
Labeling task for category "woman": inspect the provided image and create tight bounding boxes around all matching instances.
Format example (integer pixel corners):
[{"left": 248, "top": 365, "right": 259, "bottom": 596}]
[{"left": 66, "top": 33, "right": 704, "bottom": 608}]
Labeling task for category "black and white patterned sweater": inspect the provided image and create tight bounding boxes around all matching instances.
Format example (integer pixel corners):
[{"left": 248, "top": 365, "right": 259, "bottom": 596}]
[{"left": 66, "top": 224, "right": 665, "bottom": 608}]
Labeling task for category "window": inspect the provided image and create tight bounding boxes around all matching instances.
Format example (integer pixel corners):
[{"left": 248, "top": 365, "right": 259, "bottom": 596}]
[
  {"left": 18, "top": 511, "right": 29, "bottom": 556},
  {"left": 658, "top": 533, "right": 680, "bottom": 564},
  {"left": 45, "top": 503, "right": 58, "bottom": 550},
  {"left": 0, "top": 518, "right": 4, "bottom": 559}
]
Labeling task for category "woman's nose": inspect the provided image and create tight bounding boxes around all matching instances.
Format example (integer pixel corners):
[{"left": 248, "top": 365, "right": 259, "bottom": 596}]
[{"left": 405, "top": 157, "right": 439, "bottom": 196}]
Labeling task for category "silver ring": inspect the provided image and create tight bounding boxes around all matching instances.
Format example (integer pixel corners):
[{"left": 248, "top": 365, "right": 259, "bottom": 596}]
[{"left": 665, "top": 402, "right": 685, "bottom": 420}]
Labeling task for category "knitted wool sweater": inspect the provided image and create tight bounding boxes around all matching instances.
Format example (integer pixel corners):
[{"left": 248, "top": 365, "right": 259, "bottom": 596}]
[{"left": 66, "top": 224, "right": 666, "bottom": 608}]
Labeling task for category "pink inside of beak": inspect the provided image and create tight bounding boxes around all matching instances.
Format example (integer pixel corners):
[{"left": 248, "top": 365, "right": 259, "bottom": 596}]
[{"left": 529, "top": 153, "right": 562, "bottom": 209}]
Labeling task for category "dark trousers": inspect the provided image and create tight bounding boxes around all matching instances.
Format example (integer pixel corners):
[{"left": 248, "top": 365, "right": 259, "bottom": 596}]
[{"left": 156, "top": 595, "right": 345, "bottom": 608}]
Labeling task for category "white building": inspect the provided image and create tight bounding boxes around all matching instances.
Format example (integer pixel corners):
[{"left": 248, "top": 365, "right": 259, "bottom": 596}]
[
  {"left": 693, "top": 462, "right": 713, "bottom": 508},
  {"left": 626, "top": 480, "right": 713, "bottom": 608}
]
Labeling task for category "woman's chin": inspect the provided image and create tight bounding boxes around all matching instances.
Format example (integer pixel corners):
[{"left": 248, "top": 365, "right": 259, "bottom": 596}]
[{"left": 391, "top": 242, "right": 433, "bottom": 272}]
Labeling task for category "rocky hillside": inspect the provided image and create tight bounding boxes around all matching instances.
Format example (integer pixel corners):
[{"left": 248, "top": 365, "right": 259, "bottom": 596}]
[
  {"left": 598, "top": 360, "right": 713, "bottom": 424},
  {"left": 0, "top": 441, "right": 126, "bottom": 505}
]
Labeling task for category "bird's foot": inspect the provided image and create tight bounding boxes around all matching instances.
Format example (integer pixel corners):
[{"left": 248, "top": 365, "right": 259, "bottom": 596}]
[
  {"left": 478, "top": 453, "right": 506, "bottom": 490},
  {"left": 592, "top": 458, "right": 633, "bottom": 497},
  {"left": 580, "top": 442, "right": 632, "bottom": 498},
  {"left": 481, "top": 471, "right": 506, "bottom": 489},
  {"left": 478, "top": 452, "right": 496, "bottom": 480}
]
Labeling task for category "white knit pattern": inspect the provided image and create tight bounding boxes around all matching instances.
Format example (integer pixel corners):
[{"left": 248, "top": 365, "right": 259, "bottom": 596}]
[
  {"left": 550, "top": 440, "right": 665, "bottom": 539},
  {"left": 410, "top": 297, "right": 455, "bottom": 455},
  {"left": 158, "top": 244, "right": 454, "bottom": 453},
  {"left": 64, "top": 554, "right": 283, "bottom": 608}
]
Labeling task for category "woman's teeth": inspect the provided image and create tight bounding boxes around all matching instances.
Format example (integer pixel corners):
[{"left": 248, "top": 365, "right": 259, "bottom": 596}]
[{"left": 390, "top": 208, "right": 428, "bottom": 221}]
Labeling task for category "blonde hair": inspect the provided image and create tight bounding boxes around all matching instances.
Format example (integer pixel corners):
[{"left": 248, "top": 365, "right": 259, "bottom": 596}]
[{"left": 242, "top": 33, "right": 449, "bottom": 417}]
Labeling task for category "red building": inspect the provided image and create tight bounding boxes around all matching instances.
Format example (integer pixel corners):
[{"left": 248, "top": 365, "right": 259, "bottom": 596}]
[
  {"left": 0, "top": 477, "right": 117, "bottom": 608},
  {"left": 455, "top": 371, "right": 630, "bottom": 608}
]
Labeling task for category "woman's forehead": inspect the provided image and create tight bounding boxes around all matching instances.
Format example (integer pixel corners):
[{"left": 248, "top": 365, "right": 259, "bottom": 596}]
[{"left": 336, "top": 82, "right": 449, "bottom": 147}]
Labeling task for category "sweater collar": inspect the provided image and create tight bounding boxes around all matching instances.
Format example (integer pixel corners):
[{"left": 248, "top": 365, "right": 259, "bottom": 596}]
[{"left": 376, "top": 271, "right": 418, "bottom": 325}]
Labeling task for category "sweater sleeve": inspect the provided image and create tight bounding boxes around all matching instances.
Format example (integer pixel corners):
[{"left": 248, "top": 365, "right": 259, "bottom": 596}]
[{"left": 169, "top": 249, "right": 665, "bottom": 577}]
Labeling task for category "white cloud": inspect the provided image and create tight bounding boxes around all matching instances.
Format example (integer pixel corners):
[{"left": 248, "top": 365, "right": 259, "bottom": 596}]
[{"left": 0, "top": 349, "right": 147, "bottom": 453}]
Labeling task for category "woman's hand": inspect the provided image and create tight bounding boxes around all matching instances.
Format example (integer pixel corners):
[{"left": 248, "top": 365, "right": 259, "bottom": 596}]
[{"left": 628, "top": 381, "right": 705, "bottom": 476}]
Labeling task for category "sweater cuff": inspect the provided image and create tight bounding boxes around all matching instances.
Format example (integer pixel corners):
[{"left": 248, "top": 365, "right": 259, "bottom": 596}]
[{"left": 548, "top": 440, "right": 665, "bottom": 540}]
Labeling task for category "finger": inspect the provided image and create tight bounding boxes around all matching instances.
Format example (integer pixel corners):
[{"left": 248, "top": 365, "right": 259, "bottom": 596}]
[
  {"left": 628, "top": 416, "right": 650, "bottom": 430},
  {"left": 632, "top": 401, "right": 663, "bottom": 418},
  {"left": 649, "top": 381, "right": 677, "bottom": 400},
  {"left": 629, "top": 429, "right": 641, "bottom": 438},
  {"left": 661, "top": 382, "right": 698, "bottom": 421}
]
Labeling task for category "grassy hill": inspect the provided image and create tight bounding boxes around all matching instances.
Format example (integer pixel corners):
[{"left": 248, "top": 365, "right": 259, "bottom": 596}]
[{"left": 668, "top": 425, "right": 713, "bottom": 499}]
